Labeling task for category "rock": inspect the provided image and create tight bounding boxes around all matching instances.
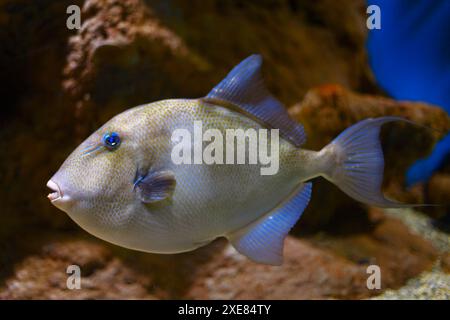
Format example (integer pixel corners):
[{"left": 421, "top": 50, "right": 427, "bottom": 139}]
[
  {"left": 61, "top": 0, "right": 376, "bottom": 136},
  {"left": 290, "top": 84, "right": 449, "bottom": 173},
  {"left": 0, "top": 0, "right": 87, "bottom": 235},
  {"left": 373, "top": 271, "right": 450, "bottom": 300},
  {"left": 442, "top": 253, "right": 450, "bottom": 274},
  {"left": 289, "top": 85, "right": 450, "bottom": 228},
  {"left": 62, "top": 0, "right": 207, "bottom": 139},
  {"left": 423, "top": 174, "right": 450, "bottom": 219},
  {"left": 185, "top": 210, "right": 437, "bottom": 299},
  {"left": 0, "top": 210, "right": 438, "bottom": 299},
  {"left": 0, "top": 238, "right": 157, "bottom": 299}
]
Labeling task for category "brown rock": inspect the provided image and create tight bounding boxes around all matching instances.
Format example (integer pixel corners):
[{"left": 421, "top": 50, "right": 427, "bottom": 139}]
[
  {"left": 0, "top": 239, "right": 157, "bottom": 299},
  {"left": 186, "top": 238, "right": 370, "bottom": 300},
  {"left": 0, "top": 210, "right": 437, "bottom": 299},
  {"left": 441, "top": 253, "right": 450, "bottom": 274},
  {"left": 289, "top": 84, "right": 448, "bottom": 162},
  {"left": 62, "top": 0, "right": 207, "bottom": 138},
  {"left": 289, "top": 85, "right": 450, "bottom": 227},
  {"left": 185, "top": 211, "right": 437, "bottom": 299},
  {"left": 61, "top": 0, "right": 376, "bottom": 137},
  {"left": 423, "top": 174, "right": 450, "bottom": 219}
]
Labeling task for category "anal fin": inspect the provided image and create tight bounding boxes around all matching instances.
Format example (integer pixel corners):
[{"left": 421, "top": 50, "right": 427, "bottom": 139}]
[{"left": 227, "top": 182, "right": 312, "bottom": 265}]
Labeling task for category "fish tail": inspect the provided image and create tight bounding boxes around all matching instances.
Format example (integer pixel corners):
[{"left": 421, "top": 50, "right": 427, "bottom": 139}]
[{"left": 320, "top": 117, "right": 412, "bottom": 208}]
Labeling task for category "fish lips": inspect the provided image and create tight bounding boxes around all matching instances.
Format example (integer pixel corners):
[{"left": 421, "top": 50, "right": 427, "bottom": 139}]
[
  {"left": 47, "top": 179, "right": 63, "bottom": 202},
  {"left": 46, "top": 179, "right": 73, "bottom": 210}
]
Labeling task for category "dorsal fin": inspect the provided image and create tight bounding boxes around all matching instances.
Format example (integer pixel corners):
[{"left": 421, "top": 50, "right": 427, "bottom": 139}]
[{"left": 204, "top": 54, "right": 306, "bottom": 147}]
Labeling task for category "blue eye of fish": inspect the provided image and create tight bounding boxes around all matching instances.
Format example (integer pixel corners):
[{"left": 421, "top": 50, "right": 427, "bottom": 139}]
[{"left": 102, "top": 132, "right": 121, "bottom": 150}]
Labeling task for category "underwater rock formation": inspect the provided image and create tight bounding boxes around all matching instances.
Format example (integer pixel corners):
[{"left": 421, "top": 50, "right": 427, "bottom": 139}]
[
  {"left": 61, "top": 0, "right": 377, "bottom": 139},
  {"left": 0, "top": 210, "right": 439, "bottom": 299},
  {"left": 0, "top": 239, "right": 157, "bottom": 299},
  {"left": 62, "top": 0, "right": 207, "bottom": 139},
  {"left": 425, "top": 173, "right": 450, "bottom": 220},
  {"left": 289, "top": 85, "right": 450, "bottom": 227},
  {"left": 186, "top": 211, "right": 438, "bottom": 299}
]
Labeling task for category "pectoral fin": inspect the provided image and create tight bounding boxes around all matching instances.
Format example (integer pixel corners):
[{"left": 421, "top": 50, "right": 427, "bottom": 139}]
[
  {"left": 227, "top": 182, "right": 312, "bottom": 265},
  {"left": 134, "top": 169, "right": 176, "bottom": 203}
]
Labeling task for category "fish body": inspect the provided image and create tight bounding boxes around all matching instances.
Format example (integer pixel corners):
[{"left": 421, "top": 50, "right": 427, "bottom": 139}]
[{"left": 48, "top": 55, "right": 407, "bottom": 265}]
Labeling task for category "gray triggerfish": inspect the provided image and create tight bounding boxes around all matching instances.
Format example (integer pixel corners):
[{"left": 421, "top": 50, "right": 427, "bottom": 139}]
[{"left": 47, "top": 55, "right": 408, "bottom": 265}]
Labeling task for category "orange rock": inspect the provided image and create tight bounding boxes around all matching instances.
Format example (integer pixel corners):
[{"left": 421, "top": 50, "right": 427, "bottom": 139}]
[{"left": 289, "top": 85, "right": 450, "bottom": 222}]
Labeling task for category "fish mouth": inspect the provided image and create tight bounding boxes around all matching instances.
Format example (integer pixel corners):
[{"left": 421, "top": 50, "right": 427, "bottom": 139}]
[{"left": 47, "top": 180, "right": 63, "bottom": 202}]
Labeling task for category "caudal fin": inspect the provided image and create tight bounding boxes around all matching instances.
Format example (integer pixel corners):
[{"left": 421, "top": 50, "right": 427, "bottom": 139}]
[{"left": 322, "top": 117, "right": 410, "bottom": 208}]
